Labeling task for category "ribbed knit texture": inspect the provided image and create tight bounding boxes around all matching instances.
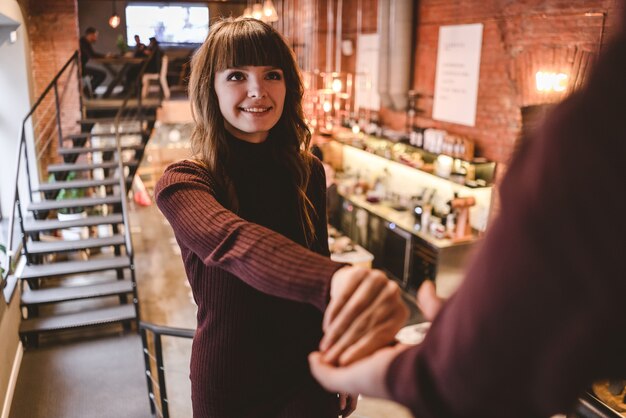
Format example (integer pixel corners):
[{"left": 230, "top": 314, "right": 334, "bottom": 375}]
[
  {"left": 155, "top": 135, "right": 344, "bottom": 418},
  {"left": 386, "top": 23, "right": 626, "bottom": 418}
]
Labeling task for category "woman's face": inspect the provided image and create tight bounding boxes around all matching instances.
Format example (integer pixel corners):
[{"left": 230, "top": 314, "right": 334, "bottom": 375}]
[{"left": 214, "top": 65, "right": 286, "bottom": 143}]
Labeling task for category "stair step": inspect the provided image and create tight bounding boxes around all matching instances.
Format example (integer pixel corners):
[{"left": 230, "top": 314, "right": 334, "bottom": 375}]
[
  {"left": 48, "top": 160, "right": 138, "bottom": 173},
  {"left": 78, "top": 116, "right": 156, "bottom": 125},
  {"left": 35, "top": 177, "right": 120, "bottom": 192},
  {"left": 28, "top": 195, "right": 122, "bottom": 212},
  {"left": 84, "top": 98, "right": 161, "bottom": 110},
  {"left": 21, "top": 256, "right": 131, "bottom": 280},
  {"left": 19, "top": 304, "right": 136, "bottom": 334},
  {"left": 23, "top": 214, "right": 124, "bottom": 233},
  {"left": 58, "top": 145, "right": 143, "bottom": 155},
  {"left": 21, "top": 280, "right": 133, "bottom": 306},
  {"left": 27, "top": 235, "right": 126, "bottom": 254},
  {"left": 65, "top": 131, "right": 144, "bottom": 140}
]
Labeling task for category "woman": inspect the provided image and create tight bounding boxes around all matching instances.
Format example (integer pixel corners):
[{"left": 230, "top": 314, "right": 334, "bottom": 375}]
[{"left": 155, "top": 18, "right": 407, "bottom": 418}]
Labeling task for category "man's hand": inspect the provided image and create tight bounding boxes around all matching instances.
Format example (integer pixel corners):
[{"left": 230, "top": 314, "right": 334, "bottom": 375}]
[
  {"left": 416, "top": 280, "right": 444, "bottom": 321},
  {"left": 321, "top": 266, "right": 409, "bottom": 366},
  {"left": 309, "top": 344, "right": 411, "bottom": 398}
]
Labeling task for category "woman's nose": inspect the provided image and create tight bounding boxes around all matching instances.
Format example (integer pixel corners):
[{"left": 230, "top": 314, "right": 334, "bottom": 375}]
[{"left": 247, "top": 79, "right": 267, "bottom": 98}]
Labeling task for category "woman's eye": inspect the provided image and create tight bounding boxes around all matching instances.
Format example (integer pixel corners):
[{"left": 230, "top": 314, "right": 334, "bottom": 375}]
[
  {"left": 227, "top": 72, "right": 245, "bottom": 81},
  {"left": 266, "top": 71, "right": 283, "bottom": 80}
]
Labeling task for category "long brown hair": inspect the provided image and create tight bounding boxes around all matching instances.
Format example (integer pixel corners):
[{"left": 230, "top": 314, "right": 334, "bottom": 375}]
[{"left": 188, "top": 17, "right": 316, "bottom": 244}]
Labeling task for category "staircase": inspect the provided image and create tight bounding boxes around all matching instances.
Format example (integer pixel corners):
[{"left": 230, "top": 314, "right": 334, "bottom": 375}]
[{"left": 4, "top": 51, "right": 160, "bottom": 347}]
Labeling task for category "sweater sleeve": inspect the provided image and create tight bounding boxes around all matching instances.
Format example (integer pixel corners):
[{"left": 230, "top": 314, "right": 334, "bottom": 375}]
[
  {"left": 155, "top": 159, "right": 344, "bottom": 312},
  {"left": 386, "top": 31, "right": 626, "bottom": 418}
]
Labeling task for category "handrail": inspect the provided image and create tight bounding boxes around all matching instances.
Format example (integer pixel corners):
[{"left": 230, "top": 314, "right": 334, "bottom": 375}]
[
  {"left": 112, "top": 52, "right": 154, "bottom": 262},
  {"left": 3, "top": 51, "right": 80, "bottom": 291},
  {"left": 139, "top": 321, "right": 195, "bottom": 339},
  {"left": 21, "top": 51, "right": 79, "bottom": 123},
  {"left": 1, "top": 135, "right": 25, "bottom": 289},
  {"left": 139, "top": 321, "right": 194, "bottom": 418}
]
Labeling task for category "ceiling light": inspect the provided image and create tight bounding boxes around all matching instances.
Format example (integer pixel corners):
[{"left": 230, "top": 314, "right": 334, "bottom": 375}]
[{"left": 108, "top": 1, "right": 120, "bottom": 28}]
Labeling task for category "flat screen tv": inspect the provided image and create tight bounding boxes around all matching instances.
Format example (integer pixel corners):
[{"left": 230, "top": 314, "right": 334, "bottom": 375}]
[{"left": 125, "top": 2, "right": 209, "bottom": 45}]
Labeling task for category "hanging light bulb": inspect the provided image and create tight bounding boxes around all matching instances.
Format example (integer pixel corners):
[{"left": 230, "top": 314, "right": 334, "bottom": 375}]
[
  {"left": 252, "top": 4, "right": 264, "bottom": 20},
  {"left": 332, "top": 78, "right": 343, "bottom": 93},
  {"left": 242, "top": 7, "right": 252, "bottom": 18},
  {"left": 108, "top": 1, "right": 120, "bottom": 28},
  {"left": 263, "top": 0, "right": 279, "bottom": 22}
]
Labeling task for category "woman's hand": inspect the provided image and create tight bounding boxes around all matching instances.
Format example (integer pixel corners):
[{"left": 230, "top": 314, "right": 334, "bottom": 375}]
[
  {"left": 338, "top": 392, "right": 358, "bottom": 417},
  {"left": 321, "top": 266, "right": 409, "bottom": 366}
]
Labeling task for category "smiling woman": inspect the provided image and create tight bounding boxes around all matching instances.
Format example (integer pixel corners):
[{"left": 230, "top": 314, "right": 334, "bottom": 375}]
[{"left": 154, "top": 16, "right": 407, "bottom": 418}]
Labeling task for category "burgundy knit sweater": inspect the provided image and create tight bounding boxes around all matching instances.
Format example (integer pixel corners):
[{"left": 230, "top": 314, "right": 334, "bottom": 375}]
[
  {"left": 155, "top": 136, "right": 344, "bottom": 418},
  {"left": 386, "top": 16, "right": 626, "bottom": 418}
]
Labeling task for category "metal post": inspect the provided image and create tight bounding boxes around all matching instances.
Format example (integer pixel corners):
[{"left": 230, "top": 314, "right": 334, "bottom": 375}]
[
  {"left": 20, "top": 130, "right": 33, "bottom": 205},
  {"left": 153, "top": 333, "right": 169, "bottom": 418},
  {"left": 53, "top": 82, "right": 63, "bottom": 148},
  {"left": 140, "top": 327, "right": 157, "bottom": 416}
]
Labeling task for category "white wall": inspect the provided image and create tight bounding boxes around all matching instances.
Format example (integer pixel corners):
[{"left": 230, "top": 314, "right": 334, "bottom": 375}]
[{"left": 0, "top": 0, "right": 32, "bottom": 220}]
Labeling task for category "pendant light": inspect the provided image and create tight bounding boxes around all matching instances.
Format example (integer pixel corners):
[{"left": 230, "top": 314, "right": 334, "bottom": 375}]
[
  {"left": 241, "top": 1, "right": 279, "bottom": 23},
  {"left": 262, "top": 0, "right": 278, "bottom": 22},
  {"left": 108, "top": 0, "right": 121, "bottom": 29}
]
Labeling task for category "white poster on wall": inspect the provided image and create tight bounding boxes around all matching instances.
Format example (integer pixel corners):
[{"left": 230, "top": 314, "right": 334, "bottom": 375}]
[
  {"left": 432, "top": 23, "right": 484, "bottom": 126},
  {"left": 354, "top": 33, "right": 380, "bottom": 111}
]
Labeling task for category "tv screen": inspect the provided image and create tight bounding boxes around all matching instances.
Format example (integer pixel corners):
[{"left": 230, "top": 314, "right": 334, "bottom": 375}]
[{"left": 126, "top": 3, "right": 209, "bottom": 45}]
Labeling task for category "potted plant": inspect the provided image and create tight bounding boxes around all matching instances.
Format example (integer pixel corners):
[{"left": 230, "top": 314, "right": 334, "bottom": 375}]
[
  {"left": 50, "top": 172, "right": 89, "bottom": 241},
  {"left": 116, "top": 34, "right": 129, "bottom": 56}
]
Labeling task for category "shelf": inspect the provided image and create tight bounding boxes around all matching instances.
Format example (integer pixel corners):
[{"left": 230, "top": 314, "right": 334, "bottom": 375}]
[{"left": 332, "top": 129, "right": 496, "bottom": 188}]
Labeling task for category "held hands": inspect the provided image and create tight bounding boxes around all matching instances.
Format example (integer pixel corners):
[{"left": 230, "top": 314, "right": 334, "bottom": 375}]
[
  {"left": 310, "top": 343, "right": 411, "bottom": 398},
  {"left": 310, "top": 279, "right": 446, "bottom": 401},
  {"left": 320, "top": 266, "right": 409, "bottom": 366}
]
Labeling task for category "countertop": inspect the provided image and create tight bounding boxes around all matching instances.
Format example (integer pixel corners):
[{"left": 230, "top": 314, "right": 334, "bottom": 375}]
[{"left": 340, "top": 192, "right": 480, "bottom": 250}]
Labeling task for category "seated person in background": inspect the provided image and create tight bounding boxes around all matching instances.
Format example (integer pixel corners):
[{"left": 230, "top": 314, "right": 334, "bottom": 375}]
[
  {"left": 133, "top": 34, "right": 146, "bottom": 57},
  {"left": 124, "top": 37, "right": 163, "bottom": 95},
  {"left": 79, "top": 27, "right": 106, "bottom": 95},
  {"left": 145, "top": 37, "right": 162, "bottom": 74}
]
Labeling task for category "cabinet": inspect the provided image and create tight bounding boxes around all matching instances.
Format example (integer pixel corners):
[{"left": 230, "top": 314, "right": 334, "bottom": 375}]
[{"left": 336, "top": 193, "right": 479, "bottom": 296}]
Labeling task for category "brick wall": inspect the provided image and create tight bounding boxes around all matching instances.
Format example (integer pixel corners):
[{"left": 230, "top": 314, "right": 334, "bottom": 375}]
[
  {"left": 18, "top": 0, "right": 81, "bottom": 177},
  {"left": 306, "top": 0, "right": 618, "bottom": 179}
]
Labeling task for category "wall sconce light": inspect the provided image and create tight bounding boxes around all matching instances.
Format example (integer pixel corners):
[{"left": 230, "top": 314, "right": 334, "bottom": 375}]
[
  {"left": 536, "top": 71, "right": 568, "bottom": 92},
  {"left": 311, "top": 72, "right": 353, "bottom": 135},
  {"left": 108, "top": 1, "right": 121, "bottom": 28}
]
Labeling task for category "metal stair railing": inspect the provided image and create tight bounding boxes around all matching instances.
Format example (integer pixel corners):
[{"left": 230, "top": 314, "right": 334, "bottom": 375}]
[
  {"left": 109, "top": 55, "right": 157, "bottom": 331},
  {"left": 6, "top": 48, "right": 158, "bottom": 335},
  {"left": 2, "top": 51, "right": 82, "bottom": 291},
  {"left": 139, "top": 321, "right": 194, "bottom": 418}
]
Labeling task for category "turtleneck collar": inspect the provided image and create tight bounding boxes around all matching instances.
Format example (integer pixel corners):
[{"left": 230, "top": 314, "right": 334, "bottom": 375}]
[{"left": 226, "top": 130, "right": 273, "bottom": 151}]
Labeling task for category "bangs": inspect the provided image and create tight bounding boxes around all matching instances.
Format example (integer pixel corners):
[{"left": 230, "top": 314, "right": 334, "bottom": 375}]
[{"left": 212, "top": 20, "right": 285, "bottom": 71}]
